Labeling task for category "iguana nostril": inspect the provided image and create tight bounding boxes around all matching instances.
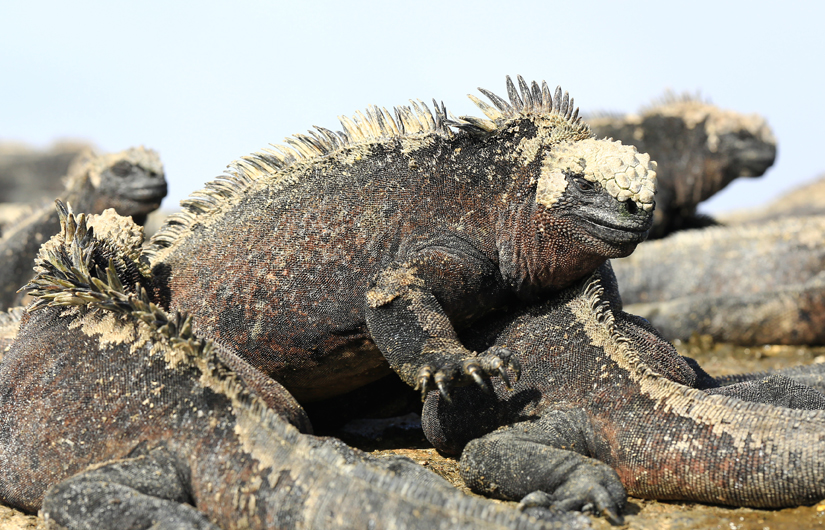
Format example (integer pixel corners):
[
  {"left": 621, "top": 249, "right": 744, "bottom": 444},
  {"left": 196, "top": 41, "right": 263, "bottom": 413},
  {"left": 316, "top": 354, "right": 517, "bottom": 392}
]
[{"left": 625, "top": 201, "right": 638, "bottom": 215}]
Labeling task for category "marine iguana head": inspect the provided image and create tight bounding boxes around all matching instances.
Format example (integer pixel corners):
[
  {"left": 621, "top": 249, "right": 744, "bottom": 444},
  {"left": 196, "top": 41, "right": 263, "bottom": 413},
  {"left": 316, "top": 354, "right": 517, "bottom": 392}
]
[
  {"left": 535, "top": 137, "right": 657, "bottom": 254},
  {"left": 65, "top": 146, "right": 167, "bottom": 225},
  {"left": 454, "top": 76, "right": 657, "bottom": 294}
]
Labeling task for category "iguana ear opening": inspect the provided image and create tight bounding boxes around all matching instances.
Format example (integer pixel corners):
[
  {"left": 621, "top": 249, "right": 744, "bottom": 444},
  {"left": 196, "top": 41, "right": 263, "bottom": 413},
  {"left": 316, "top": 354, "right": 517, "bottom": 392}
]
[{"left": 536, "top": 139, "right": 658, "bottom": 212}]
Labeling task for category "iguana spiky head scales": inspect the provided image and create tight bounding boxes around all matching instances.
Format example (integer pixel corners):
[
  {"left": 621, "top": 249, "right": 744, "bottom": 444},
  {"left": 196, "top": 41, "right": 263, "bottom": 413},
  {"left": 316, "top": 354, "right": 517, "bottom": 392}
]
[{"left": 454, "top": 76, "right": 657, "bottom": 272}]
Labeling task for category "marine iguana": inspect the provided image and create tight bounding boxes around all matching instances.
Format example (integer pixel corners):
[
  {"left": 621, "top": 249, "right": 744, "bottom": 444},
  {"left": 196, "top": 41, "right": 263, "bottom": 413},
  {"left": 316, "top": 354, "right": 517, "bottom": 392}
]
[
  {"left": 588, "top": 94, "right": 776, "bottom": 238},
  {"left": 145, "top": 76, "right": 657, "bottom": 403},
  {"left": 611, "top": 215, "right": 825, "bottom": 345},
  {"left": 0, "top": 147, "right": 167, "bottom": 310},
  {"left": 0, "top": 204, "right": 585, "bottom": 530},
  {"left": 421, "top": 263, "right": 825, "bottom": 523}
]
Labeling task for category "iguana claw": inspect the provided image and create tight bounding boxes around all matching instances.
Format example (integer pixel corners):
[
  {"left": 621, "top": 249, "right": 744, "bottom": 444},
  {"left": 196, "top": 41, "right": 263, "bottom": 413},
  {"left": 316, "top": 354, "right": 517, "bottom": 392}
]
[
  {"left": 467, "top": 363, "right": 493, "bottom": 394},
  {"left": 415, "top": 346, "right": 521, "bottom": 401}
]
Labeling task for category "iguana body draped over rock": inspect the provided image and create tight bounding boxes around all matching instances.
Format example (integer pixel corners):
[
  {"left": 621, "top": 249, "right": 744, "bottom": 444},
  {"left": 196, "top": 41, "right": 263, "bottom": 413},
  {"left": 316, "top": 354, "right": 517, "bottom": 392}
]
[
  {"left": 146, "top": 76, "right": 656, "bottom": 402},
  {"left": 611, "top": 215, "right": 825, "bottom": 345},
  {"left": 0, "top": 205, "right": 585, "bottom": 530},
  {"left": 422, "top": 263, "right": 825, "bottom": 522},
  {"left": 0, "top": 147, "right": 167, "bottom": 310},
  {"left": 588, "top": 94, "right": 776, "bottom": 238}
]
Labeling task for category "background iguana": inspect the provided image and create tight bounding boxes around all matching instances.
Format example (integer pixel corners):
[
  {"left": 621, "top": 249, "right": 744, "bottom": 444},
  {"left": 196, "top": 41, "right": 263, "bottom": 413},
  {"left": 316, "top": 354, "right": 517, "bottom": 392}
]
[
  {"left": 588, "top": 94, "right": 776, "bottom": 238},
  {"left": 421, "top": 263, "right": 825, "bottom": 523},
  {"left": 145, "top": 76, "right": 657, "bottom": 403},
  {"left": 611, "top": 215, "right": 825, "bottom": 345},
  {"left": 0, "top": 146, "right": 167, "bottom": 310},
  {"left": 0, "top": 205, "right": 584, "bottom": 530}
]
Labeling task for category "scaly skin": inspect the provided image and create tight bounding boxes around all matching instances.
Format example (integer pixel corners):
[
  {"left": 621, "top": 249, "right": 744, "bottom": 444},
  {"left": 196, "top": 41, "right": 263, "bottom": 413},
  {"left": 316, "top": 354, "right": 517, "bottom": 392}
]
[
  {"left": 611, "top": 215, "right": 825, "bottom": 344},
  {"left": 0, "top": 307, "right": 23, "bottom": 360},
  {"left": 422, "top": 263, "right": 825, "bottom": 523},
  {"left": 0, "top": 206, "right": 586, "bottom": 530},
  {"left": 589, "top": 95, "right": 776, "bottom": 238},
  {"left": 0, "top": 147, "right": 167, "bottom": 310},
  {"left": 146, "top": 76, "right": 656, "bottom": 403}
]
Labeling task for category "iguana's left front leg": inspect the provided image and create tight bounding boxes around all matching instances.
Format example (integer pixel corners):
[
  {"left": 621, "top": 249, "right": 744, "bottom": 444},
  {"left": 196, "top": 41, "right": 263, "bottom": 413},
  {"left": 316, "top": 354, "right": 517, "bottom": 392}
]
[
  {"left": 365, "top": 244, "right": 520, "bottom": 400},
  {"left": 459, "top": 411, "right": 627, "bottom": 525}
]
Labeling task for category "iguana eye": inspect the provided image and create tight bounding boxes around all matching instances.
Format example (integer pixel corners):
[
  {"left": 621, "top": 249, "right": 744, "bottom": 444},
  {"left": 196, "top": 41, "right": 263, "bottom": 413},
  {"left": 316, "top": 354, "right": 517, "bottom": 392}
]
[
  {"left": 110, "top": 161, "right": 133, "bottom": 177},
  {"left": 573, "top": 177, "right": 595, "bottom": 192}
]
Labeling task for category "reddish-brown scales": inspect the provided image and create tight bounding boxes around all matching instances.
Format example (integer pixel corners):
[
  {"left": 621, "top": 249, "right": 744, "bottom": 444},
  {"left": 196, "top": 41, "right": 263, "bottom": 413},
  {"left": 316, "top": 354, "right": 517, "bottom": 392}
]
[
  {"left": 146, "top": 76, "right": 656, "bottom": 402},
  {"left": 422, "top": 263, "right": 825, "bottom": 522}
]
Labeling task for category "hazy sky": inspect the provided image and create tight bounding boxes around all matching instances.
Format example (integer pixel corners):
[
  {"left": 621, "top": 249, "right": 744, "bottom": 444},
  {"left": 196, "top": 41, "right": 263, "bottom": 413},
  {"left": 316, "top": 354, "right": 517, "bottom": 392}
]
[{"left": 2, "top": 1, "right": 823, "bottom": 213}]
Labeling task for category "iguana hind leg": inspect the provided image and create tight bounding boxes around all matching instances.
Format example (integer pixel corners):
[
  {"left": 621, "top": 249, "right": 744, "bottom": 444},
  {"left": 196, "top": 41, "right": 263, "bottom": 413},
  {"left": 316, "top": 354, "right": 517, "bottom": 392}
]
[
  {"left": 41, "top": 449, "right": 219, "bottom": 530},
  {"left": 459, "top": 411, "right": 626, "bottom": 525}
]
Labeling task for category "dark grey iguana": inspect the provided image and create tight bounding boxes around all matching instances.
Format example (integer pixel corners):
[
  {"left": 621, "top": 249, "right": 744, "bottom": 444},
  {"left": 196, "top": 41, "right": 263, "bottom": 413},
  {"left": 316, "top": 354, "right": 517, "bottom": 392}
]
[
  {"left": 0, "top": 146, "right": 167, "bottom": 310},
  {"left": 0, "top": 204, "right": 585, "bottom": 530},
  {"left": 588, "top": 94, "right": 776, "bottom": 238},
  {"left": 610, "top": 214, "right": 825, "bottom": 345},
  {"left": 145, "top": 76, "right": 657, "bottom": 403},
  {"left": 421, "top": 263, "right": 825, "bottom": 524}
]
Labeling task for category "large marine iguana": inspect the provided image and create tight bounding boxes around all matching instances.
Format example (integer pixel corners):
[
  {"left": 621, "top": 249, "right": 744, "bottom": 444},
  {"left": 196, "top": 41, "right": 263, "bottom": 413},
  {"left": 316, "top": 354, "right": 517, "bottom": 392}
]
[
  {"left": 145, "top": 76, "right": 657, "bottom": 403},
  {"left": 421, "top": 263, "right": 825, "bottom": 523},
  {"left": 611, "top": 214, "right": 825, "bottom": 345},
  {"left": 0, "top": 147, "right": 167, "bottom": 310},
  {"left": 588, "top": 94, "right": 776, "bottom": 238},
  {"left": 0, "top": 204, "right": 585, "bottom": 530}
]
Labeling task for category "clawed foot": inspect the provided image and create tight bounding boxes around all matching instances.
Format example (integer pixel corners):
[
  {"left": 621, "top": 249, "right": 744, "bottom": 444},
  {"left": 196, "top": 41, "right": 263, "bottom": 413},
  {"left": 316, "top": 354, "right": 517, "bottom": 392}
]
[
  {"left": 518, "top": 473, "right": 626, "bottom": 526},
  {"left": 414, "top": 346, "right": 521, "bottom": 402}
]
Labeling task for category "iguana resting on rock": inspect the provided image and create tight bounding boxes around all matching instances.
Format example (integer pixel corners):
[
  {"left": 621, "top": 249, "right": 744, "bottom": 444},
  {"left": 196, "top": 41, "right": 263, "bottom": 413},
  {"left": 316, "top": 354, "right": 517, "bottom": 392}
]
[
  {"left": 0, "top": 147, "right": 167, "bottom": 310},
  {"left": 0, "top": 204, "right": 585, "bottom": 530},
  {"left": 145, "top": 76, "right": 657, "bottom": 403},
  {"left": 588, "top": 94, "right": 776, "bottom": 238},
  {"left": 611, "top": 215, "right": 825, "bottom": 345},
  {"left": 422, "top": 263, "right": 825, "bottom": 523}
]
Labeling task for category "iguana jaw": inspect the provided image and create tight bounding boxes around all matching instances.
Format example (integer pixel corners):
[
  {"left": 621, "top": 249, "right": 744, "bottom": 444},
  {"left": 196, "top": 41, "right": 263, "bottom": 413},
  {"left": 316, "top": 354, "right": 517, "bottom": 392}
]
[
  {"left": 573, "top": 203, "right": 654, "bottom": 248},
  {"left": 576, "top": 214, "right": 651, "bottom": 246},
  {"left": 719, "top": 135, "right": 777, "bottom": 179}
]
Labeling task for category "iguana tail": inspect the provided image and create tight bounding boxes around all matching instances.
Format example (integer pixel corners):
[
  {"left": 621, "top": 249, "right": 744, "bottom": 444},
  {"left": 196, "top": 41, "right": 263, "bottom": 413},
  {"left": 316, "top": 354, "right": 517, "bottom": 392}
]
[{"left": 600, "top": 305, "right": 825, "bottom": 507}]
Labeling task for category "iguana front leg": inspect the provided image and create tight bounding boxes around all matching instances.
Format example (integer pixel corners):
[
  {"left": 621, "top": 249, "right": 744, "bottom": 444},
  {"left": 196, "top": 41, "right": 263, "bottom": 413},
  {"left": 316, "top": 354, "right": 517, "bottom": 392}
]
[
  {"left": 459, "top": 411, "right": 627, "bottom": 525},
  {"left": 365, "top": 245, "right": 520, "bottom": 400},
  {"left": 41, "top": 448, "right": 219, "bottom": 530}
]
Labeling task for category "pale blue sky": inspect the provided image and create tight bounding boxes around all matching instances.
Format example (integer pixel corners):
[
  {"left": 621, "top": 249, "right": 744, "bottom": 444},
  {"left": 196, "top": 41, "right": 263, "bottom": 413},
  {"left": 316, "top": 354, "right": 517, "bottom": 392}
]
[{"left": 2, "top": 1, "right": 823, "bottom": 213}]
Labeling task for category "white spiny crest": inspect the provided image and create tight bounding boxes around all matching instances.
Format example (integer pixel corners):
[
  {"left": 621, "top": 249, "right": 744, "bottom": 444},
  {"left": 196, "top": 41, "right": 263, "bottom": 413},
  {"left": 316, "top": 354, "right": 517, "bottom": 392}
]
[{"left": 451, "top": 75, "right": 584, "bottom": 134}]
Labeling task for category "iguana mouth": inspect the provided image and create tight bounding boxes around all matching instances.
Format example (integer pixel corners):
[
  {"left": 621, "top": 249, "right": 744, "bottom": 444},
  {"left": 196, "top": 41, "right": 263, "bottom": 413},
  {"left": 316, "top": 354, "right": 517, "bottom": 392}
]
[
  {"left": 128, "top": 184, "right": 168, "bottom": 202},
  {"left": 579, "top": 215, "right": 652, "bottom": 244}
]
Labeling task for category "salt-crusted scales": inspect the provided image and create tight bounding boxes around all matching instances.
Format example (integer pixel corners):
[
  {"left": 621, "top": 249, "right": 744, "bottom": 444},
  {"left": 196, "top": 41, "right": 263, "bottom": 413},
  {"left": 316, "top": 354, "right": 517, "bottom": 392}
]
[{"left": 537, "top": 138, "right": 657, "bottom": 211}]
